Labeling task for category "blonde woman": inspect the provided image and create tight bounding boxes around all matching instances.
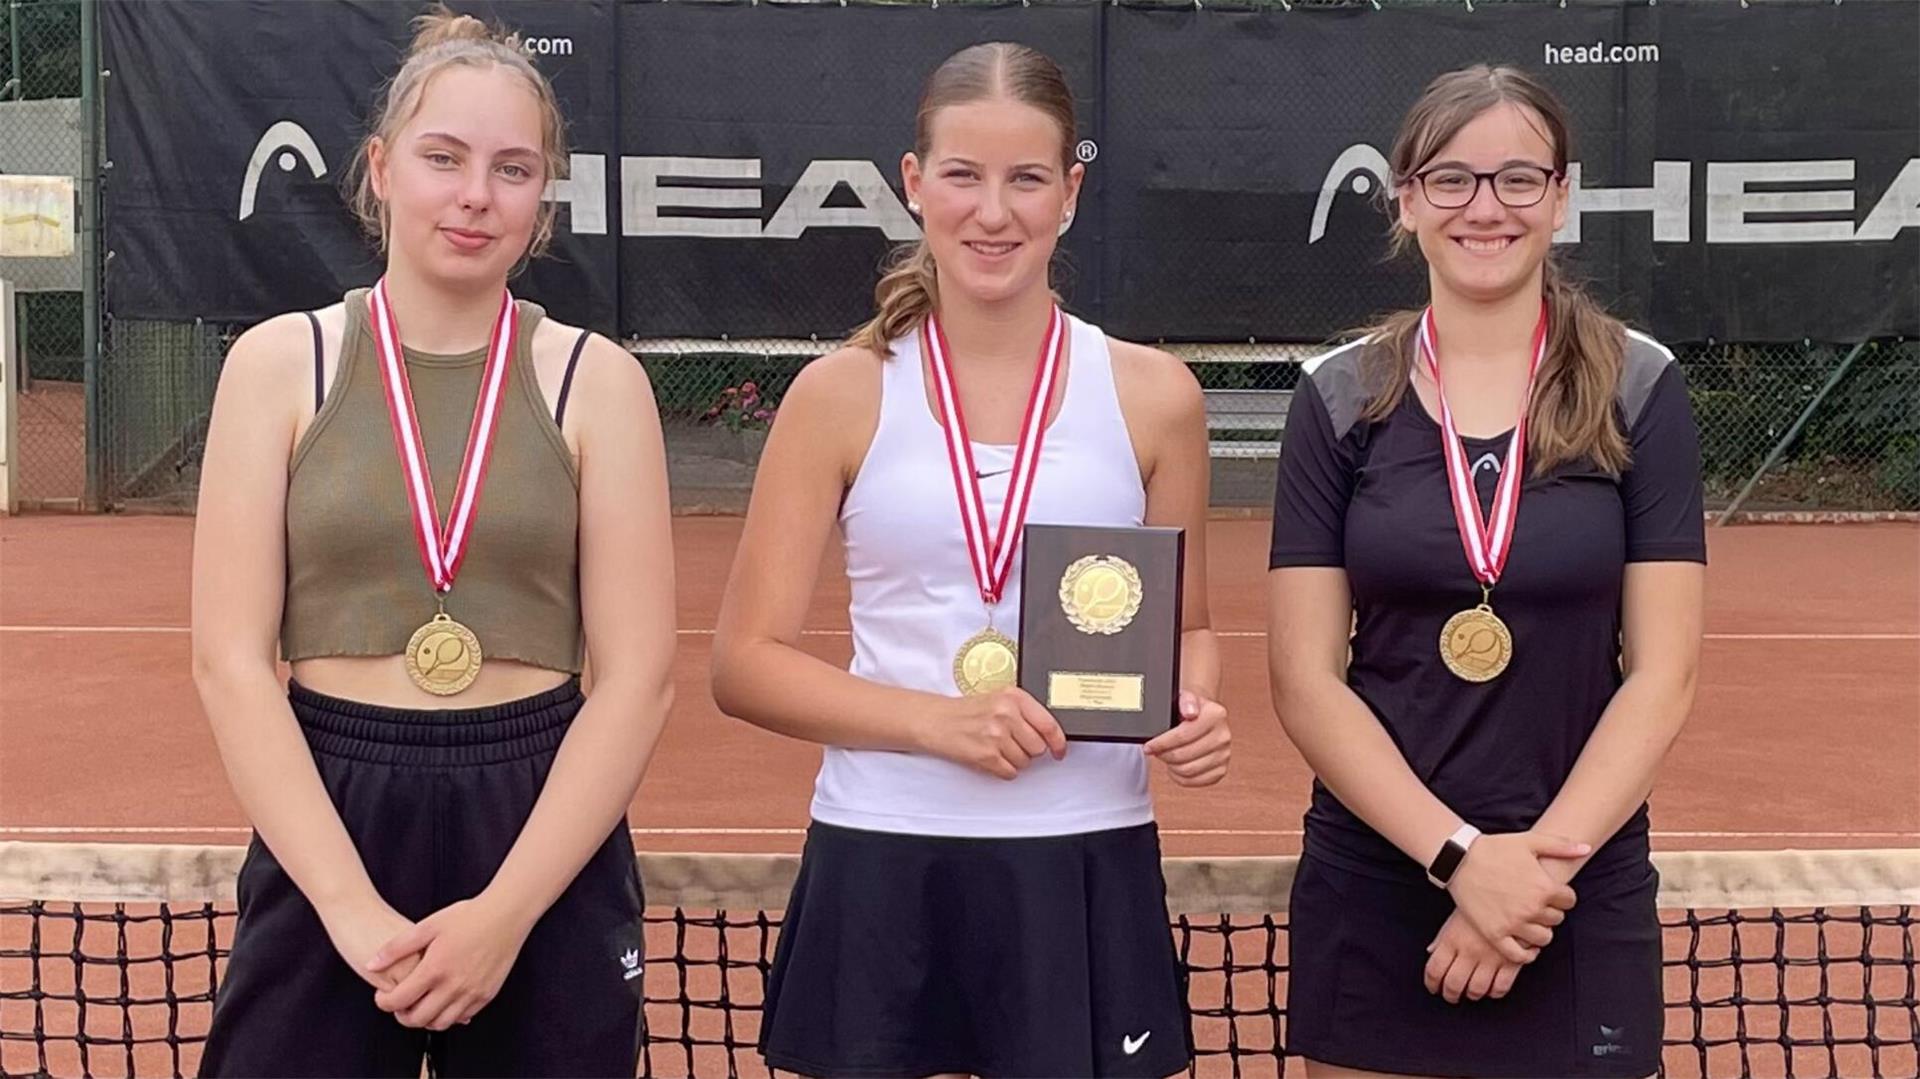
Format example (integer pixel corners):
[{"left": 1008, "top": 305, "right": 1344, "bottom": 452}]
[
  {"left": 192, "top": 8, "right": 673, "bottom": 1075},
  {"left": 712, "top": 43, "right": 1231, "bottom": 1078}
]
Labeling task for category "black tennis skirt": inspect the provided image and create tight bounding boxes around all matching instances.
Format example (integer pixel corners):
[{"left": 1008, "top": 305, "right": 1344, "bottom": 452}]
[
  {"left": 1285, "top": 849, "right": 1663, "bottom": 1077},
  {"left": 759, "top": 820, "right": 1193, "bottom": 1078}
]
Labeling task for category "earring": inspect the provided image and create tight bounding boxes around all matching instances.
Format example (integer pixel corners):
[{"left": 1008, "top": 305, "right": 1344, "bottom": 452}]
[
  {"left": 907, "top": 201, "right": 921, "bottom": 216},
  {"left": 1057, "top": 208, "right": 1075, "bottom": 238}
]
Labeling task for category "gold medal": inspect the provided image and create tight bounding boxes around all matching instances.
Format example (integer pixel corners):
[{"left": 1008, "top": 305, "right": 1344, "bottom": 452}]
[
  {"left": 1439, "top": 603, "right": 1512, "bottom": 682},
  {"left": 1059, "top": 554, "right": 1143, "bottom": 635},
  {"left": 1417, "top": 304, "right": 1545, "bottom": 686},
  {"left": 925, "top": 306, "right": 1065, "bottom": 700},
  {"left": 405, "top": 611, "right": 483, "bottom": 695},
  {"left": 953, "top": 627, "right": 1018, "bottom": 696},
  {"left": 368, "top": 279, "right": 516, "bottom": 699}
]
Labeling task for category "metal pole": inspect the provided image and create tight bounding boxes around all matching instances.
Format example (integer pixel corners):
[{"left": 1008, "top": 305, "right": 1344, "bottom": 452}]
[
  {"left": 2, "top": 277, "right": 18, "bottom": 514},
  {"left": 79, "top": 0, "right": 101, "bottom": 509},
  {"left": 1714, "top": 340, "right": 1871, "bottom": 526},
  {"left": 9, "top": 0, "right": 23, "bottom": 100}
]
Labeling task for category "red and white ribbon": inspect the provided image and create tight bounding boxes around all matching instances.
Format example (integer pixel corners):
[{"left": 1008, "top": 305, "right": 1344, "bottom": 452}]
[
  {"left": 1415, "top": 302, "right": 1548, "bottom": 588},
  {"left": 368, "top": 278, "right": 517, "bottom": 594},
  {"left": 924, "top": 306, "right": 1066, "bottom": 607}
]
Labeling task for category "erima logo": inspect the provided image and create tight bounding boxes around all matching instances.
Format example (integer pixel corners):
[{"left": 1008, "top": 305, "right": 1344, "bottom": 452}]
[
  {"left": 1592, "top": 1023, "right": 1629, "bottom": 1057},
  {"left": 619, "top": 948, "right": 641, "bottom": 981},
  {"left": 1310, "top": 143, "right": 1919, "bottom": 245},
  {"left": 237, "top": 121, "right": 328, "bottom": 221}
]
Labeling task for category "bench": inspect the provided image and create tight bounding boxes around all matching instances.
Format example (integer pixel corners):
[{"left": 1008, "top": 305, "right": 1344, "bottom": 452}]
[{"left": 1203, "top": 388, "right": 1292, "bottom": 459}]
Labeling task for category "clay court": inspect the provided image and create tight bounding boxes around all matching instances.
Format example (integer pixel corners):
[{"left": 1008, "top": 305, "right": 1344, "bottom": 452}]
[
  {"left": 3, "top": 514, "right": 1918, "bottom": 1079},
  {"left": 3, "top": 514, "right": 1914, "bottom": 854}
]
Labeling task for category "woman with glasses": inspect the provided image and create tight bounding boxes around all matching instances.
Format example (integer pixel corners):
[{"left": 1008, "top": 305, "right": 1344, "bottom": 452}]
[{"left": 1265, "top": 65, "right": 1705, "bottom": 1077}]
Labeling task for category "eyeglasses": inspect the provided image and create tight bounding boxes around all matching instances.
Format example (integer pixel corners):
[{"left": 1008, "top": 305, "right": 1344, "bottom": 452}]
[{"left": 1414, "top": 165, "right": 1560, "bottom": 209}]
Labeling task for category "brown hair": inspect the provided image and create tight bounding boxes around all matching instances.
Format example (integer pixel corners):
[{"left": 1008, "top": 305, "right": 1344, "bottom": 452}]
[
  {"left": 344, "top": 4, "right": 570, "bottom": 263},
  {"left": 1360, "top": 64, "right": 1630, "bottom": 477},
  {"left": 847, "top": 43, "right": 1078, "bottom": 355}
]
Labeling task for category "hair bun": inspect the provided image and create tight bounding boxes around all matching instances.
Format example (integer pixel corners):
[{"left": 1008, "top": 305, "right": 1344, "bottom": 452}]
[{"left": 407, "top": 4, "right": 515, "bottom": 57}]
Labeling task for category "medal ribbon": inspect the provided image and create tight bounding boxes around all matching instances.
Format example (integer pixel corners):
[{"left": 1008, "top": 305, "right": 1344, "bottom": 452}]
[
  {"left": 924, "top": 305, "right": 1066, "bottom": 608},
  {"left": 369, "top": 278, "right": 517, "bottom": 596},
  {"left": 1415, "top": 301, "right": 1548, "bottom": 590}
]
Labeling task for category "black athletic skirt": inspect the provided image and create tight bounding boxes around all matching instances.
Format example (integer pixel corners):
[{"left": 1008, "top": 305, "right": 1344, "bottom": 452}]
[
  {"left": 759, "top": 820, "right": 1193, "bottom": 1078},
  {"left": 1285, "top": 848, "right": 1663, "bottom": 1078},
  {"left": 199, "top": 678, "right": 645, "bottom": 1079}
]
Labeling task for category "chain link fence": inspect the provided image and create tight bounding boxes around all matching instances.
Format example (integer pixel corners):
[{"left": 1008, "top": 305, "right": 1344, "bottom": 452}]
[
  {"left": 1, "top": 0, "right": 85, "bottom": 508},
  {"left": 632, "top": 335, "right": 1920, "bottom": 516},
  {"left": 4, "top": 0, "right": 1915, "bottom": 516}
]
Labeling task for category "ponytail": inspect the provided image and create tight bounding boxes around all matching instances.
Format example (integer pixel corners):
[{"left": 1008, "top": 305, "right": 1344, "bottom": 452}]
[{"left": 848, "top": 242, "right": 939, "bottom": 355}]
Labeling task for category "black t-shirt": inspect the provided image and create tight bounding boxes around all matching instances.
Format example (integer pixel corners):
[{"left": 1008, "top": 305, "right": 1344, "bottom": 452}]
[{"left": 1268, "top": 333, "right": 1707, "bottom": 882}]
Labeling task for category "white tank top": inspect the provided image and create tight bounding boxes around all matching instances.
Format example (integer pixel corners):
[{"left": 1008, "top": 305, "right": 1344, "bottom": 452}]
[{"left": 811, "top": 313, "right": 1154, "bottom": 838}]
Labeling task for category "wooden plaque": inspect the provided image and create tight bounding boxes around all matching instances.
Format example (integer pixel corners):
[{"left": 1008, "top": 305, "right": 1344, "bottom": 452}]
[{"left": 1016, "top": 524, "right": 1184, "bottom": 742}]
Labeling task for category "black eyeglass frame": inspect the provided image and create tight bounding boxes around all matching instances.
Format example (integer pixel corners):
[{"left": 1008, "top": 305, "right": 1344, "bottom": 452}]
[{"left": 1411, "top": 164, "right": 1563, "bottom": 209}]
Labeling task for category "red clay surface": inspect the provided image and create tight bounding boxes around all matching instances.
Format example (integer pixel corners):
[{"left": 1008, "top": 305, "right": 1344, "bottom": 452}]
[
  {"left": 3, "top": 515, "right": 1916, "bottom": 1079},
  {"left": 2, "top": 515, "right": 1914, "bottom": 856}
]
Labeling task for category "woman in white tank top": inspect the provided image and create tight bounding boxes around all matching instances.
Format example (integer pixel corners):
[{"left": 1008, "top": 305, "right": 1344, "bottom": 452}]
[{"left": 711, "top": 43, "right": 1229, "bottom": 1079}]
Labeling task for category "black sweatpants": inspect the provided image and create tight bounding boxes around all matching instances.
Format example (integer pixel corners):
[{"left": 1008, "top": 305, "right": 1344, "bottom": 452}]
[{"left": 199, "top": 678, "right": 645, "bottom": 1078}]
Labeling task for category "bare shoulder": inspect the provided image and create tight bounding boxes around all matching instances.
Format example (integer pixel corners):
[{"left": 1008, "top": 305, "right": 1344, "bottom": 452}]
[
  {"left": 767, "top": 344, "right": 886, "bottom": 483},
  {"left": 309, "top": 300, "right": 349, "bottom": 344},
  {"left": 217, "top": 310, "right": 327, "bottom": 407},
  {"left": 534, "top": 318, "right": 655, "bottom": 409},
  {"left": 1107, "top": 336, "right": 1204, "bottom": 430},
  {"left": 781, "top": 344, "right": 885, "bottom": 419}
]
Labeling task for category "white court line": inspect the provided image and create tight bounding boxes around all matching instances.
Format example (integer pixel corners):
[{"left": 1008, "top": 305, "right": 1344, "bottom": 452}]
[
  {"left": 0, "top": 625, "right": 193, "bottom": 634},
  {"left": 1694, "top": 633, "right": 1920, "bottom": 641},
  {"left": 2, "top": 625, "right": 1916, "bottom": 642},
  {"left": 3, "top": 825, "right": 1916, "bottom": 840}
]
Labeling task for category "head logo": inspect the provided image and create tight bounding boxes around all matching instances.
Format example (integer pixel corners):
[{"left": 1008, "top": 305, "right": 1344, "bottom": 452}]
[
  {"left": 1310, "top": 143, "right": 1392, "bottom": 244},
  {"left": 234, "top": 124, "right": 919, "bottom": 242},
  {"left": 238, "top": 120, "right": 328, "bottom": 221}
]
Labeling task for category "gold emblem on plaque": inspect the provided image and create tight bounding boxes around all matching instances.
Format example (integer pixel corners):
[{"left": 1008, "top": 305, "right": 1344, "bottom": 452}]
[
  {"left": 1059, "top": 554, "right": 1143, "bottom": 635},
  {"left": 1439, "top": 603, "right": 1512, "bottom": 683},
  {"left": 953, "top": 626, "right": 1018, "bottom": 696},
  {"left": 405, "top": 611, "right": 484, "bottom": 696}
]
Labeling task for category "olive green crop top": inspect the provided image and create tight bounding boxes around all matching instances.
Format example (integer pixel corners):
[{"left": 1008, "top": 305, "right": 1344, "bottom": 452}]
[{"left": 281, "top": 288, "right": 584, "bottom": 672}]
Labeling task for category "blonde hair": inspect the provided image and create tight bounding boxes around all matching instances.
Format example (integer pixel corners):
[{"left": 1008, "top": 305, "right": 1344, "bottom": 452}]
[
  {"left": 1361, "top": 64, "right": 1631, "bottom": 477},
  {"left": 847, "top": 43, "right": 1078, "bottom": 355},
  {"left": 344, "top": 4, "right": 569, "bottom": 263}
]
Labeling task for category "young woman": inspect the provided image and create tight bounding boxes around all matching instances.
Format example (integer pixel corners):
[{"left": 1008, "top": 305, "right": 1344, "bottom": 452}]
[
  {"left": 190, "top": 9, "right": 675, "bottom": 1076},
  {"left": 710, "top": 42, "right": 1231, "bottom": 1079},
  {"left": 1267, "top": 65, "right": 1706, "bottom": 1078}
]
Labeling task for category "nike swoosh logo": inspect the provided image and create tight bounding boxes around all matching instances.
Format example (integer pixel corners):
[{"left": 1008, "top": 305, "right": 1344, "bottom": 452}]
[
  {"left": 1122, "top": 1031, "right": 1151, "bottom": 1055},
  {"left": 975, "top": 467, "right": 1012, "bottom": 479}
]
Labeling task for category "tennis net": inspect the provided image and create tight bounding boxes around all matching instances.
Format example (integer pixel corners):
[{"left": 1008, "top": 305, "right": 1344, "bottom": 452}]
[{"left": 3, "top": 842, "right": 1916, "bottom": 1078}]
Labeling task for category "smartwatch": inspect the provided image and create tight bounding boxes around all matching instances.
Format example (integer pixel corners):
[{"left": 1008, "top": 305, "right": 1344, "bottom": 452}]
[{"left": 1426, "top": 823, "right": 1481, "bottom": 889}]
